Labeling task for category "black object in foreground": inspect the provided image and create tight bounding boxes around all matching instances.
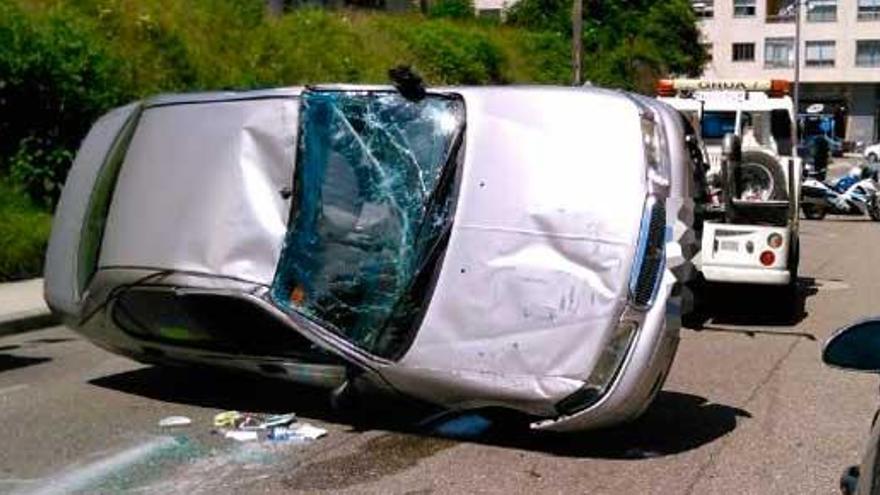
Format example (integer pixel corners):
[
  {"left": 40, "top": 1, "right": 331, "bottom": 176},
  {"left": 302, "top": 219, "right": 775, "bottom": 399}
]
[{"left": 389, "top": 65, "right": 426, "bottom": 102}]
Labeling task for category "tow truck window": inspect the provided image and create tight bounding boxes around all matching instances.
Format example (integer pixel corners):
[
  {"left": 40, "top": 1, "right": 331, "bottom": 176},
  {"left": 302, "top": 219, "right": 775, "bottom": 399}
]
[
  {"left": 701, "top": 111, "right": 736, "bottom": 144},
  {"left": 740, "top": 112, "right": 774, "bottom": 150},
  {"left": 771, "top": 109, "right": 793, "bottom": 156},
  {"left": 739, "top": 111, "right": 792, "bottom": 155},
  {"left": 272, "top": 90, "right": 465, "bottom": 360}
]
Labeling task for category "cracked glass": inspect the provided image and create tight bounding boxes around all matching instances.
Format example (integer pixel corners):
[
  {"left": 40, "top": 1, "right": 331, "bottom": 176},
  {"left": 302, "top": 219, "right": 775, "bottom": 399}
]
[{"left": 272, "top": 90, "right": 465, "bottom": 359}]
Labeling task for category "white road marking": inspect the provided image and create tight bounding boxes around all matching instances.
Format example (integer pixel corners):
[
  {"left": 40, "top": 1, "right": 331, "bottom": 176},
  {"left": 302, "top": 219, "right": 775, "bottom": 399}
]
[
  {"left": 15, "top": 436, "right": 178, "bottom": 495},
  {"left": 814, "top": 279, "right": 851, "bottom": 291}
]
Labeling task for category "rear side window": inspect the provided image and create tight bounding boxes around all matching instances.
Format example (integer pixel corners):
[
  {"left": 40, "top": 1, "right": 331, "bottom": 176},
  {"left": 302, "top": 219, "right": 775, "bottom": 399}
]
[
  {"left": 771, "top": 109, "right": 793, "bottom": 156},
  {"left": 701, "top": 111, "right": 736, "bottom": 142}
]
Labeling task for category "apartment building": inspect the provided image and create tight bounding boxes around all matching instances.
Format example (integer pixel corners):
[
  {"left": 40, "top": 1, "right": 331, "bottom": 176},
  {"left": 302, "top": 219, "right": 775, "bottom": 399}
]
[{"left": 692, "top": 0, "right": 880, "bottom": 144}]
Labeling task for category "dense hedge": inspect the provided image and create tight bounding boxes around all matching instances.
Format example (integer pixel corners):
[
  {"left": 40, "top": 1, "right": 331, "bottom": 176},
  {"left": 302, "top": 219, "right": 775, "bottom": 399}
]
[
  {"left": 0, "top": 181, "right": 52, "bottom": 282},
  {"left": 0, "top": 0, "right": 576, "bottom": 209}
]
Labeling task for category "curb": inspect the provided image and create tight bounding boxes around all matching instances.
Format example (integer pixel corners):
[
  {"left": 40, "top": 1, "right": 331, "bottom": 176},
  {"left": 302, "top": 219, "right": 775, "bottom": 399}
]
[{"left": 0, "top": 309, "right": 60, "bottom": 338}]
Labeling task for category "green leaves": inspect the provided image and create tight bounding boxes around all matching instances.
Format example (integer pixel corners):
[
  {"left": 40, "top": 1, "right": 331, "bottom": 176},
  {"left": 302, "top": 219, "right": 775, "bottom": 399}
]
[
  {"left": 505, "top": 0, "right": 709, "bottom": 92},
  {"left": 0, "top": 179, "right": 52, "bottom": 281}
]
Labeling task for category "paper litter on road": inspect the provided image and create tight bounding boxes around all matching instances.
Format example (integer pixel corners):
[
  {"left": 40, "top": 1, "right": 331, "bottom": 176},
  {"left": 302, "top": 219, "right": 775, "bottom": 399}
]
[
  {"left": 224, "top": 430, "right": 258, "bottom": 442},
  {"left": 211, "top": 411, "right": 322, "bottom": 443},
  {"left": 213, "top": 411, "right": 243, "bottom": 428},
  {"left": 260, "top": 413, "right": 297, "bottom": 429},
  {"left": 158, "top": 416, "right": 192, "bottom": 427},
  {"left": 290, "top": 423, "right": 327, "bottom": 440}
]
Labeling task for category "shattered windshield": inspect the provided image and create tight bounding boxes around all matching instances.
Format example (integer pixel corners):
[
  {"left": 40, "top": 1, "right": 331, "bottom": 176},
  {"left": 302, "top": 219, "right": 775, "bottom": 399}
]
[{"left": 272, "top": 90, "right": 465, "bottom": 360}]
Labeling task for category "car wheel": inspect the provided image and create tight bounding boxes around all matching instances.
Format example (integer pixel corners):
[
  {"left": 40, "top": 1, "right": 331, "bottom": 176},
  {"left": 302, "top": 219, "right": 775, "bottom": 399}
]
[
  {"left": 802, "top": 204, "right": 827, "bottom": 220},
  {"left": 869, "top": 153, "right": 879, "bottom": 163}
]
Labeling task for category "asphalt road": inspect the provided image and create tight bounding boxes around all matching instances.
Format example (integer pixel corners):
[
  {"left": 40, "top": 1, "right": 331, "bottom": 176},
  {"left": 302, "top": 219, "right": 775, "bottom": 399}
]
[{"left": 2, "top": 215, "right": 880, "bottom": 494}]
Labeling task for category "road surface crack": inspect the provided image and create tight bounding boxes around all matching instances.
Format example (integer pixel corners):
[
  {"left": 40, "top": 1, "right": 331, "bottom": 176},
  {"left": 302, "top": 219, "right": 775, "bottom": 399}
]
[{"left": 683, "top": 337, "right": 801, "bottom": 494}]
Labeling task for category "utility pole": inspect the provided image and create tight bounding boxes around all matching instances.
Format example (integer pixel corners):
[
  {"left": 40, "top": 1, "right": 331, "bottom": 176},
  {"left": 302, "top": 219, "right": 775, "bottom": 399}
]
[
  {"left": 793, "top": 0, "right": 802, "bottom": 146},
  {"left": 572, "top": 0, "right": 583, "bottom": 85},
  {"left": 267, "top": 0, "right": 284, "bottom": 16}
]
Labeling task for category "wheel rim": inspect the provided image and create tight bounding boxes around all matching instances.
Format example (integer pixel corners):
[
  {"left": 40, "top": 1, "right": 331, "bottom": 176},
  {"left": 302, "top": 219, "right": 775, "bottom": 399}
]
[{"left": 739, "top": 163, "right": 775, "bottom": 201}]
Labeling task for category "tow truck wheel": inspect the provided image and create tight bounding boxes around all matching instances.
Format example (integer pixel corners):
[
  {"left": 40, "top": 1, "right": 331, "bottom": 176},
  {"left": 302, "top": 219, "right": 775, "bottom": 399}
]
[
  {"left": 802, "top": 204, "right": 827, "bottom": 220},
  {"left": 779, "top": 238, "right": 800, "bottom": 317},
  {"left": 739, "top": 151, "right": 788, "bottom": 201}
]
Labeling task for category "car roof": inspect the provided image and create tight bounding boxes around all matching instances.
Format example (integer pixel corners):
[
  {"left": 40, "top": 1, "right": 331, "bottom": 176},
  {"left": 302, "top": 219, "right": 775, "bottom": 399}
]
[{"left": 143, "top": 84, "right": 636, "bottom": 110}]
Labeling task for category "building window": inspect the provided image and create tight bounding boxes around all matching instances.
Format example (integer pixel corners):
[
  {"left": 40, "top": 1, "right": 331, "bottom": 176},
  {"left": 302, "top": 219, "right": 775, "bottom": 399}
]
[
  {"left": 732, "top": 43, "right": 756, "bottom": 61},
  {"left": 703, "top": 43, "right": 714, "bottom": 62},
  {"left": 765, "top": 37, "right": 795, "bottom": 68},
  {"left": 805, "top": 40, "right": 835, "bottom": 67},
  {"left": 767, "top": 0, "right": 796, "bottom": 22},
  {"left": 692, "top": 0, "right": 714, "bottom": 18},
  {"left": 858, "top": 0, "right": 880, "bottom": 21},
  {"left": 856, "top": 40, "right": 880, "bottom": 67},
  {"left": 734, "top": 0, "right": 756, "bottom": 16},
  {"left": 807, "top": 0, "right": 836, "bottom": 22}
]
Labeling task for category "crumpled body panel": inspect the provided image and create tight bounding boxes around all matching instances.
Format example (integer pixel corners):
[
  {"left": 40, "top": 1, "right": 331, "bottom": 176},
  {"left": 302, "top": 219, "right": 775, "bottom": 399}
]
[
  {"left": 380, "top": 88, "right": 649, "bottom": 410},
  {"left": 99, "top": 97, "right": 299, "bottom": 285}
]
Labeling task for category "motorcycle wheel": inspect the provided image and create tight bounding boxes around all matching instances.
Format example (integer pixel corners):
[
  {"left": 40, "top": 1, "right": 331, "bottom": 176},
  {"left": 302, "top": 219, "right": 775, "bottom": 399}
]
[
  {"left": 803, "top": 204, "right": 827, "bottom": 220},
  {"left": 869, "top": 197, "right": 880, "bottom": 221}
]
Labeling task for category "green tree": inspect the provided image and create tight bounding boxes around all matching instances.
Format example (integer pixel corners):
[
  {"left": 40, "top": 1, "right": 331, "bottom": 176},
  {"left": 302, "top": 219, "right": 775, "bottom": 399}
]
[{"left": 506, "top": 0, "right": 707, "bottom": 92}]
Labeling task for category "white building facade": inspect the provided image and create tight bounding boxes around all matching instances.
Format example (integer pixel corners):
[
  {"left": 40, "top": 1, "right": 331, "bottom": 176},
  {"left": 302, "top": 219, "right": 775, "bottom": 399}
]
[{"left": 693, "top": 0, "right": 880, "bottom": 144}]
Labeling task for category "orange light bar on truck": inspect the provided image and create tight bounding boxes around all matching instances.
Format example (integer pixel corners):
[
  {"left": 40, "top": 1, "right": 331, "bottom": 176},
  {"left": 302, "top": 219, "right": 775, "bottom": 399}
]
[
  {"left": 656, "top": 79, "right": 791, "bottom": 96},
  {"left": 656, "top": 79, "right": 676, "bottom": 97}
]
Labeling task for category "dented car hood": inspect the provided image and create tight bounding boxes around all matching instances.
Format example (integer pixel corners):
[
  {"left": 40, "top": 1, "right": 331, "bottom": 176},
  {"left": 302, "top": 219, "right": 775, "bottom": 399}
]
[{"left": 381, "top": 88, "right": 648, "bottom": 413}]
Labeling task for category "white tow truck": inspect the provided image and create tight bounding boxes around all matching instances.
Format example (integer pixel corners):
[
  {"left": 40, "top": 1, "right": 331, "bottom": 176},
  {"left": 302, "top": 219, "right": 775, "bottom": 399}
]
[{"left": 658, "top": 79, "right": 801, "bottom": 296}]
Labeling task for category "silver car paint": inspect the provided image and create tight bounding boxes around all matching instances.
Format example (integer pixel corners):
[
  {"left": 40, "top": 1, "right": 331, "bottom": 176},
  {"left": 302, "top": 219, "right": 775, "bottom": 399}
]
[
  {"left": 43, "top": 102, "right": 141, "bottom": 318},
  {"left": 99, "top": 96, "right": 299, "bottom": 286},
  {"left": 44, "top": 86, "right": 697, "bottom": 430}
]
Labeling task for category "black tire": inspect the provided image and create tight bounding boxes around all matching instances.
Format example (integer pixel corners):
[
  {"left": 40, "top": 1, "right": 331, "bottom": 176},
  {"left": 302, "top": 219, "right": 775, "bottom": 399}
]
[
  {"left": 738, "top": 150, "right": 788, "bottom": 201},
  {"left": 778, "top": 238, "right": 800, "bottom": 321},
  {"left": 869, "top": 196, "right": 880, "bottom": 221},
  {"left": 869, "top": 153, "right": 879, "bottom": 163},
  {"left": 802, "top": 204, "right": 827, "bottom": 220}
]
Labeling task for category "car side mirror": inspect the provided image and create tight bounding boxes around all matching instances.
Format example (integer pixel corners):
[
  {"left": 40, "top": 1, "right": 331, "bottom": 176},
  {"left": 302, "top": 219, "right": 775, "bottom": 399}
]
[{"left": 822, "top": 318, "right": 880, "bottom": 372}]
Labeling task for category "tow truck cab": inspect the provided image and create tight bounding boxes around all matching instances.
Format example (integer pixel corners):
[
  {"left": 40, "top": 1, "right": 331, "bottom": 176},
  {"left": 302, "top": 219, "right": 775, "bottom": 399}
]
[{"left": 658, "top": 79, "right": 800, "bottom": 288}]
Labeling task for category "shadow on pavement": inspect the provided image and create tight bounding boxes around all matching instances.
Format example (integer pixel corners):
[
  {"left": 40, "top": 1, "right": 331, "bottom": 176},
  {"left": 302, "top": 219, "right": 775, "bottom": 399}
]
[
  {"left": 0, "top": 353, "right": 51, "bottom": 373},
  {"left": 89, "top": 366, "right": 335, "bottom": 417},
  {"left": 90, "top": 365, "right": 747, "bottom": 460},
  {"left": 686, "top": 277, "right": 818, "bottom": 329},
  {"left": 412, "top": 391, "right": 750, "bottom": 460}
]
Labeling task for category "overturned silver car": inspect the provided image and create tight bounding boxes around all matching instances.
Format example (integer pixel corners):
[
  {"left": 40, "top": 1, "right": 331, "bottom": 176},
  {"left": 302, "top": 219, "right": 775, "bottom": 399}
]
[{"left": 45, "top": 85, "right": 700, "bottom": 431}]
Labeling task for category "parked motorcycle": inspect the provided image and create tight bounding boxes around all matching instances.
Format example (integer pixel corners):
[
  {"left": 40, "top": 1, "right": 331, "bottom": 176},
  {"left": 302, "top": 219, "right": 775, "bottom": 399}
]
[{"left": 802, "top": 166, "right": 880, "bottom": 221}]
